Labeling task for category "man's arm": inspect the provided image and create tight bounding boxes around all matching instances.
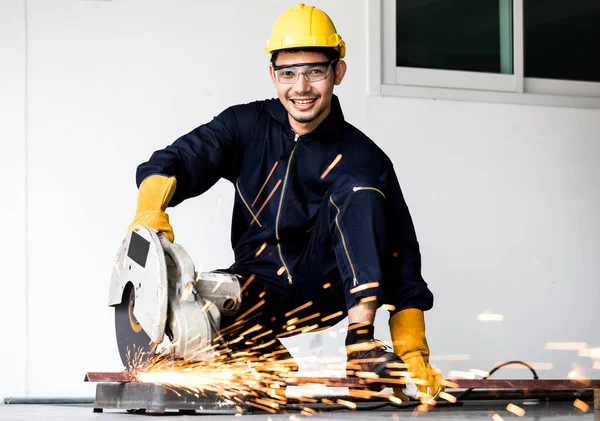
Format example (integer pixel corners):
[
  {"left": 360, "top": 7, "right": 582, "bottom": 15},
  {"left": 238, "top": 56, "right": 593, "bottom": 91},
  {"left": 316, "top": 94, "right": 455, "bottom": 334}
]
[
  {"left": 136, "top": 106, "right": 244, "bottom": 206},
  {"left": 129, "top": 106, "right": 246, "bottom": 241}
]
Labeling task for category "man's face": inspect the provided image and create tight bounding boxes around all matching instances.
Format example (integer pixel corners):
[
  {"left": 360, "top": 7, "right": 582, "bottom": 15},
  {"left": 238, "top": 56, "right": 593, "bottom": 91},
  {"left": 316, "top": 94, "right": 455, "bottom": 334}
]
[{"left": 269, "top": 51, "right": 346, "bottom": 134}]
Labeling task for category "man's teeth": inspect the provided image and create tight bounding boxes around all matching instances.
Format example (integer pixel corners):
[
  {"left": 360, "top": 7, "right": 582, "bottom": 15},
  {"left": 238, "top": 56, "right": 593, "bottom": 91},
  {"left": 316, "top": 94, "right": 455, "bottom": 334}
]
[{"left": 293, "top": 99, "right": 316, "bottom": 104}]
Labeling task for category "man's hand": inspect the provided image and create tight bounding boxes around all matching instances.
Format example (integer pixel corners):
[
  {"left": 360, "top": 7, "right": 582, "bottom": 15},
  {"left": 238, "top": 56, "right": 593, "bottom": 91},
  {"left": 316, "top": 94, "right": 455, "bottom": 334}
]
[
  {"left": 128, "top": 210, "right": 174, "bottom": 242},
  {"left": 389, "top": 308, "right": 445, "bottom": 401},
  {"left": 128, "top": 175, "right": 177, "bottom": 242},
  {"left": 393, "top": 351, "right": 445, "bottom": 401}
]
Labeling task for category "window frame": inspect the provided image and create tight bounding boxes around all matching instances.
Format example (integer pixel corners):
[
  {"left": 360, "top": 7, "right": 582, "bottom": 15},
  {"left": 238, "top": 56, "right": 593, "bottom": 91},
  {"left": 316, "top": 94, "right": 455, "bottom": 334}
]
[{"left": 368, "top": 0, "right": 600, "bottom": 108}]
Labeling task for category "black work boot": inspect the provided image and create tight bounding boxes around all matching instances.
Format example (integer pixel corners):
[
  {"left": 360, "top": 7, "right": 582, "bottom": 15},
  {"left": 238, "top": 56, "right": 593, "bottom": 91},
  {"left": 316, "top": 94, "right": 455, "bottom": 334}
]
[{"left": 346, "top": 339, "right": 408, "bottom": 391}]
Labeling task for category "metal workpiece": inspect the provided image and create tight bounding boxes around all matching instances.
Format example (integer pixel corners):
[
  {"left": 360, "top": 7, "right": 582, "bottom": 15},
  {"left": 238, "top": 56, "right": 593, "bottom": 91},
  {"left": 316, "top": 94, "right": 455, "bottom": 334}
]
[{"left": 92, "top": 382, "right": 246, "bottom": 414}]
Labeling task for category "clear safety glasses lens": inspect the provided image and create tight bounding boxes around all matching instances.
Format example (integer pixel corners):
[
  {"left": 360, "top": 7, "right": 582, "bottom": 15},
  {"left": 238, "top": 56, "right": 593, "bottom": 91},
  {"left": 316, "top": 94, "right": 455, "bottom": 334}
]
[{"left": 273, "top": 61, "right": 335, "bottom": 84}]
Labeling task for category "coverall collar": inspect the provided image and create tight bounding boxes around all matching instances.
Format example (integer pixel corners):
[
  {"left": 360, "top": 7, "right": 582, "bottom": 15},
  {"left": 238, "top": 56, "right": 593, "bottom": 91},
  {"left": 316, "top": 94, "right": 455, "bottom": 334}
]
[{"left": 267, "top": 94, "right": 345, "bottom": 136}]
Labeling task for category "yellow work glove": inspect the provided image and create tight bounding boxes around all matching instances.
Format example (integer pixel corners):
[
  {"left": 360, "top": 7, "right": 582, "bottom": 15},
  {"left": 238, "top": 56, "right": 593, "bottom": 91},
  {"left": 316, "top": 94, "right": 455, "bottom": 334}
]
[
  {"left": 128, "top": 174, "right": 177, "bottom": 242},
  {"left": 390, "top": 308, "right": 445, "bottom": 402}
]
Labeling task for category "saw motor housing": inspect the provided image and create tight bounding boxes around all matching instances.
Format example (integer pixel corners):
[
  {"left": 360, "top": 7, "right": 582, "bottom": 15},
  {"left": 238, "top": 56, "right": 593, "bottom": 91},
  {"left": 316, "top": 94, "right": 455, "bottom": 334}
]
[{"left": 109, "top": 227, "right": 241, "bottom": 363}]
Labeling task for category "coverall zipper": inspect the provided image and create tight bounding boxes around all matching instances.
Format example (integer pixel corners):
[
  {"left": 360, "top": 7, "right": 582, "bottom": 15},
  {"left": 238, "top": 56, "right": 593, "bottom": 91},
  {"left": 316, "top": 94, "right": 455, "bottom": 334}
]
[
  {"left": 275, "top": 133, "right": 299, "bottom": 284},
  {"left": 329, "top": 196, "right": 358, "bottom": 286},
  {"left": 236, "top": 179, "right": 262, "bottom": 227},
  {"left": 352, "top": 186, "right": 386, "bottom": 199}
]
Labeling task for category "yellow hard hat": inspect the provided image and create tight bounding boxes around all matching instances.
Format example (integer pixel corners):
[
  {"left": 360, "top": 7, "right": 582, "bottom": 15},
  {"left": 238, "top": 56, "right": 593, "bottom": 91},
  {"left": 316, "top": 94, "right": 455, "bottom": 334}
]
[{"left": 265, "top": 3, "right": 346, "bottom": 58}]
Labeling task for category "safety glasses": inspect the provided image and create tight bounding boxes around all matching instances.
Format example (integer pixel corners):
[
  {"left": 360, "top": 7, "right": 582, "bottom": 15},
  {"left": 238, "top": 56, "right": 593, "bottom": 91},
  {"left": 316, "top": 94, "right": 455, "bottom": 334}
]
[{"left": 272, "top": 60, "right": 337, "bottom": 84}]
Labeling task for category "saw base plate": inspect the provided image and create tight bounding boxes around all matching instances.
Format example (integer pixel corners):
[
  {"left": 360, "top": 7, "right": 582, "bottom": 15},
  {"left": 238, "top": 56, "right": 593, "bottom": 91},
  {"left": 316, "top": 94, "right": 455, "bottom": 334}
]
[{"left": 92, "top": 382, "right": 250, "bottom": 414}]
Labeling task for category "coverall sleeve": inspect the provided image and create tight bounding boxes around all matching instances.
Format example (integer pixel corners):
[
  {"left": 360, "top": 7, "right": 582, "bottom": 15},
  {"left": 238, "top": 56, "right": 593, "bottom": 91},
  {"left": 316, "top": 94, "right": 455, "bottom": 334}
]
[
  {"left": 135, "top": 106, "right": 244, "bottom": 206},
  {"left": 384, "top": 165, "right": 434, "bottom": 312}
]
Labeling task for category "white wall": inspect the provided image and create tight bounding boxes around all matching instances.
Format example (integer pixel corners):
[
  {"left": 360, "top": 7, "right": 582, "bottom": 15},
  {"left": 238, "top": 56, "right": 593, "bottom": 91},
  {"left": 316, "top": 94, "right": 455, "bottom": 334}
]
[
  {"left": 0, "top": 0, "right": 28, "bottom": 400},
  {"left": 1, "top": 0, "right": 599, "bottom": 398}
]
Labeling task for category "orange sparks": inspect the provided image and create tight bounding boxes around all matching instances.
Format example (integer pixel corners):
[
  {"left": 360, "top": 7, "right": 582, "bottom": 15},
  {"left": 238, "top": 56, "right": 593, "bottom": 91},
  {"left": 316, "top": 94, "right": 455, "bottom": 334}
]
[
  {"left": 301, "top": 407, "right": 316, "bottom": 415},
  {"left": 321, "top": 311, "right": 343, "bottom": 322},
  {"left": 293, "top": 312, "right": 321, "bottom": 325},
  {"left": 180, "top": 282, "right": 194, "bottom": 302},
  {"left": 255, "top": 242, "right": 268, "bottom": 257},
  {"left": 447, "top": 370, "right": 476, "bottom": 379},
  {"left": 240, "top": 274, "right": 256, "bottom": 293},
  {"left": 579, "top": 347, "right": 600, "bottom": 358},
  {"left": 413, "top": 404, "right": 429, "bottom": 414},
  {"left": 322, "top": 282, "right": 331, "bottom": 289},
  {"left": 439, "top": 392, "right": 457, "bottom": 403},
  {"left": 239, "top": 324, "right": 262, "bottom": 337},
  {"left": 301, "top": 324, "right": 319, "bottom": 333},
  {"left": 349, "top": 389, "right": 380, "bottom": 399},
  {"left": 349, "top": 282, "right": 380, "bottom": 294},
  {"left": 247, "top": 401, "right": 276, "bottom": 413},
  {"left": 506, "top": 403, "right": 525, "bottom": 417},
  {"left": 252, "top": 162, "right": 278, "bottom": 206},
  {"left": 320, "top": 154, "right": 342, "bottom": 179},
  {"left": 259, "top": 291, "right": 266, "bottom": 298},
  {"left": 359, "top": 296, "right": 377, "bottom": 304},
  {"left": 476, "top": 312, "right": 504, "bottom": 322},
  {"left": 492, "top": 414, "right": 504, "bottom": 421},
  {"left": 348, "top": 322, "right": 371, "bottom": 331},
  {"left": 336, "top": 399, "right": 357, "bottom": 409},
  {"left": 388, "top": 395, "right": 404, "bottom": 405},
  {"left": 544, "top": 342, "right": 587, "bottom": 351},
  {"left": 210, "top": 279, "right": 224, "bottom": 293},
  {"left": 277, "top": 266, "right": 286, "bottom": 276},
  {"left": 573, "top": 399, "right": 590, "bottom": 412},
  {"left": 285, "top": 301, "right": 313, "bottom": 318},
  {"left": 251, "top": 179, "right": 282, "bottom": 225},
  {"left": 250, "top": 329, "right": 273, "bottom": 341},
  {"left": 234, "top": 299, "right": 265, "bottom": 322},
  {"left": 470, "top": 369, "right": 490, "bottom": 378},
  {"left": 381, "top": 304, "right": 396, "bottom": 311}
]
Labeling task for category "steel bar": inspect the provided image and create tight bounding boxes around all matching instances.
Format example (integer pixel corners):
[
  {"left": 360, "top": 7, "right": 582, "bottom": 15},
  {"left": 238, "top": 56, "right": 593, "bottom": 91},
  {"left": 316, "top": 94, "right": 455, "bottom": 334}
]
[
  {"left": 85, "top": 372, "right": 134, "bottom": 383},
  {"left": 449, "top": 379, "right": 600, "bottom": 389},
  {"left": 85, "top": 372, "right": 600, "bottom": 390}
]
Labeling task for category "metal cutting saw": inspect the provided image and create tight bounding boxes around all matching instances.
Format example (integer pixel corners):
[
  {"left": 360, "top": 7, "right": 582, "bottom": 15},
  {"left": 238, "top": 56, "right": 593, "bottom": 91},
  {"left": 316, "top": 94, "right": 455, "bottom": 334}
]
[
  {"left": 109, "top": 226, "right": 242, "bottom": 368},
  {"left": 106, "top": 226, "right": 419, "bottom": 403}
]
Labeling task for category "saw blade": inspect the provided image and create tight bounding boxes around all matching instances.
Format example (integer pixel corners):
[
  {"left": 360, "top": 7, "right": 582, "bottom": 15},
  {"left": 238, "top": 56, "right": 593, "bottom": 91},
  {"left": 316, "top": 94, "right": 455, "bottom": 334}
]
[{"left": 115, "top": 285, "right": 156, "bottom": 369}]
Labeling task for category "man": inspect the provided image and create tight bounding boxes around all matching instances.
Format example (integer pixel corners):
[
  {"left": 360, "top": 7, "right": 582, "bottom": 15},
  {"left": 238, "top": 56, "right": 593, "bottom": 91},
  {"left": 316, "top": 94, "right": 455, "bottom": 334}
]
[{"left": 129, "top": 3, "right": 443, "bottom": 400}]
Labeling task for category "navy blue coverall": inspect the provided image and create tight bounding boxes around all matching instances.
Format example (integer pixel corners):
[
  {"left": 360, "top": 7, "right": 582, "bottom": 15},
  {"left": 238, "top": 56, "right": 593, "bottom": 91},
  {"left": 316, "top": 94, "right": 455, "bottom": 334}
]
[{"left": 136, "top": 95, "right": 433, "bottom": 344}]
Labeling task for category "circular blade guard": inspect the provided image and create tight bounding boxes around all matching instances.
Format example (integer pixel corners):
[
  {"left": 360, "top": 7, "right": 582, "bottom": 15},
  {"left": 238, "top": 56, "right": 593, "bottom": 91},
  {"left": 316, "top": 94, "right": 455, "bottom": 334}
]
[{"left": 110, "top": 227, "right": 168, "bottom": 369}]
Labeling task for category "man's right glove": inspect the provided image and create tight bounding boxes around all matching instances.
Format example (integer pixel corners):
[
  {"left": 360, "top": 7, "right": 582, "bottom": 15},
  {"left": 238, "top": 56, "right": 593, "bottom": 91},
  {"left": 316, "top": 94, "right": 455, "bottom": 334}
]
[{"left": 128, "top": 174, "right": 177, "bottom": 242}]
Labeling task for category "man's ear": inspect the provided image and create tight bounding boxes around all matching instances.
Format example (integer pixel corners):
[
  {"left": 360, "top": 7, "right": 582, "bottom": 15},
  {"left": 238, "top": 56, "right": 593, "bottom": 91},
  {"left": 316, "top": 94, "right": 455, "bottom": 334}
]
[
  {"left": 269, "top": 64, "right": 276, "bottom": 83},
  {"left": 334, "top": 60, "right": 347, "bottom": 85}
]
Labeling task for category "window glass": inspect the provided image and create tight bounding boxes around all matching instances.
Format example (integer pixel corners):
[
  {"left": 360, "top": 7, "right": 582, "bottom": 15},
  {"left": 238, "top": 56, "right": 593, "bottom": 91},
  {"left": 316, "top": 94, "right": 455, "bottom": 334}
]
[
  {"left": 396, "top": 0, "right": 513, "bottom": 74},
  {"left": 524, "top": 0, "right": 600, "bottom": 83}
]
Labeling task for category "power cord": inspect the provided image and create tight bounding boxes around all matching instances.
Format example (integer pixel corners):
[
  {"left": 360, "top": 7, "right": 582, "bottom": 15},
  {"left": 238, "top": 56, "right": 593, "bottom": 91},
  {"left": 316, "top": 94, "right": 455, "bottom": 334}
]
[{"left": 453, "top": 360, "right": 539, "bottom": 401}]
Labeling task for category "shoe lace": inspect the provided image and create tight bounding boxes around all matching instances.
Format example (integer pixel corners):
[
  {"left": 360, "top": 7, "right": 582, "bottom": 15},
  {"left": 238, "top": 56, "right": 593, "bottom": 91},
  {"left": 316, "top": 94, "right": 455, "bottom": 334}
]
[{"left": 368, "top": 338, "right": 391, "bottom": 352}]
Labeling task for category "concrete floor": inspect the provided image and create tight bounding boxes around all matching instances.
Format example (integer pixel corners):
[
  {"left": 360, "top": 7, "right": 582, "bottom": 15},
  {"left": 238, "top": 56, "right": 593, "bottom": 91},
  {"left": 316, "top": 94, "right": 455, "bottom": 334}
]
[{"left": 0, "top": 402, "right": 598, "bottom": 420}]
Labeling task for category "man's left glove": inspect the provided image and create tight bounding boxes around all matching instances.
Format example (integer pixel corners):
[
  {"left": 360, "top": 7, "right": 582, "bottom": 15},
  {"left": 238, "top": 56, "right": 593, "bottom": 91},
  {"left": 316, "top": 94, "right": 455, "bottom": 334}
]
[{"left": 390, "top": 308, "right": 445, "bottom": 401}]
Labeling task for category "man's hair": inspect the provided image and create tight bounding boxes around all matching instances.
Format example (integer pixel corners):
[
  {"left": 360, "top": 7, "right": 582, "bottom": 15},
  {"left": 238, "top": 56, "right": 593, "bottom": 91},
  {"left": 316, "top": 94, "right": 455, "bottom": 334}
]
[{"left": 270, "top": 47, "right": 341, "bottom": 67}]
